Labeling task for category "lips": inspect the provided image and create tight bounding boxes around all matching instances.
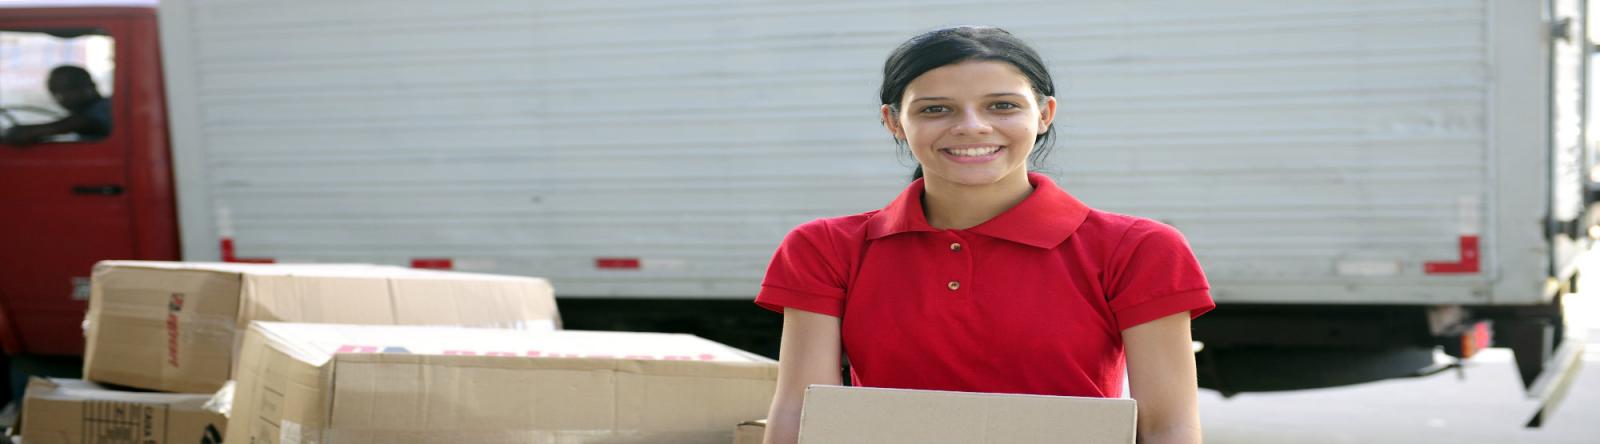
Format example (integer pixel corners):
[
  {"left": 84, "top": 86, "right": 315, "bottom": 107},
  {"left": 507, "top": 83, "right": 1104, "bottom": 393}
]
[{"left": 940, "top": 145, "right": 1005, "bottom": 164}]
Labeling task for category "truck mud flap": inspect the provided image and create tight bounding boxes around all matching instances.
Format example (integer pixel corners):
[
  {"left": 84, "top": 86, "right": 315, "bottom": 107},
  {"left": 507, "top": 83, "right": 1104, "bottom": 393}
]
[{"left": 1524, "top": 332, "right": 1586, "bottom": 428}]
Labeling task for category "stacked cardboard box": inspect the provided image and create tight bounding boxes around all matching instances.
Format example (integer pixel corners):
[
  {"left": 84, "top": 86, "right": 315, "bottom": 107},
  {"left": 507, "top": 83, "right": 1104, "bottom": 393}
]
[
  {"left": 82, "top": 261, "right": 561, "bottom": 393},
  {"left": 12, "top": 260, "right": 575, "bottom": 443},
  {"left": 18, "top": 377, "right": 228, "bottom": 444},
  {"left": 229, "top": 322, "right": 779, "bottom": 443}
]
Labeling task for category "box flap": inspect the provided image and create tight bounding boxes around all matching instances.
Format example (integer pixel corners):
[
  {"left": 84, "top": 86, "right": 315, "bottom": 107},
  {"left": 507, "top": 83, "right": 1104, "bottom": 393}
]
[
  {"left": 96, "top": 260, "right": 397, "bottom": 276},
  {"left": 798, "top": 385, "right": 1136, "bottom": 444},
  {"left": 249, "top": 322, "right": 764, "bottom": 366},
  {"left": 235, "top": 265, "right": 560, "bottom": 330},
  {"left": 23, "top": 377, "right": 215, "bottom": 406}
]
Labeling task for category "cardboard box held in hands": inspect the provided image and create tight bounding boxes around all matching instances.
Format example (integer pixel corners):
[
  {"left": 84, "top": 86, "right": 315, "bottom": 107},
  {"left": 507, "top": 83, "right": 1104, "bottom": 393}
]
[
  {"left": 229, "top": 322, "right": 779, "bottom": 444},
  {"left": 19, "top": 377, "right": 228, "bottom": 444},
  {"left": 797, "top": 385, "right": 1137, "bottom": 444},
  {"left": 82, "top": 261, "right": 560, "bottom": 394}
]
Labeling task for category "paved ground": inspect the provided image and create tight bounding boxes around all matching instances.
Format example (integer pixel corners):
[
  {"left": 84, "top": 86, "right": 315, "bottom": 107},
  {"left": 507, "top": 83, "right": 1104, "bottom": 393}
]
[{"left": 1200, "top": 273, "right": 1600, "bottom": 443}]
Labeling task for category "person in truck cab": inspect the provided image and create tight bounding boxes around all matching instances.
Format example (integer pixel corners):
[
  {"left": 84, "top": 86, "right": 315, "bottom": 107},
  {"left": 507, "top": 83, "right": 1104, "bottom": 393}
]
[
  {"left": 757, "top": 26, "right": 1214, "bottom": 444},
  {"left": 1, "top": 65, "right": 112, "bottom": 146}
]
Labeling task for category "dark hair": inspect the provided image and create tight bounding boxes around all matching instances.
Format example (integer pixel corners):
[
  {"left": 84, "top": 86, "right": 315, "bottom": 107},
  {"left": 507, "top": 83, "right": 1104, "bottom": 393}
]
[
  {"left": 48, "top": 65, "right": 96, "bottom": 88},
  {"left": 879, "top": 26, "right": 1057, "bottom": 180}
]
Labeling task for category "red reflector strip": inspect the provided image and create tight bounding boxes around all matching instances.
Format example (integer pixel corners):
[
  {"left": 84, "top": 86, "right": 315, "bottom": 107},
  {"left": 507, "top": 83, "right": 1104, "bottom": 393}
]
[
  {"left": 219, "top": 237, "right": 276, "bottom": 263},
  {"left": 1424, "top": 235, "right": 1480, "bottom": 274},
  {"left": 411, "top": 258, "right": 454, "bottom": 270},
  {"left": 1472, "top": 322, "right": 1492, "bottom": 348},
  {"left": 596, "top": 258, "right": 642, "bottom": 270},
  {"left": 1459, "top": 322, "right": 1491, "bottom": 359}
]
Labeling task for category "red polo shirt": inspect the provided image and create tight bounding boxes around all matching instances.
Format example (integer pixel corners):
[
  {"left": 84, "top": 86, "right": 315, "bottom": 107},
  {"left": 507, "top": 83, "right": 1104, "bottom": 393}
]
[{"left": 756, "top": 172, "right": 1214, "bottom": 398}]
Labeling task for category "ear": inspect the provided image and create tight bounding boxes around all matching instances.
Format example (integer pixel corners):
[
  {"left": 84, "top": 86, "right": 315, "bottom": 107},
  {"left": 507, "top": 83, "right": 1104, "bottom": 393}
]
[
  {"left": 1038, "top": 96, "right": 1058, "bottom": 135},
  {"left": 880, "top": 104, "right": 905, "bottom": 140}
]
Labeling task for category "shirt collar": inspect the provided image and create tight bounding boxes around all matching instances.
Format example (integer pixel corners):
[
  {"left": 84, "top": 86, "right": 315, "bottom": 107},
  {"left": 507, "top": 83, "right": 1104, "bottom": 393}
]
[{"left": 865, "top": 172, "right": 1091, "bottom": 249}]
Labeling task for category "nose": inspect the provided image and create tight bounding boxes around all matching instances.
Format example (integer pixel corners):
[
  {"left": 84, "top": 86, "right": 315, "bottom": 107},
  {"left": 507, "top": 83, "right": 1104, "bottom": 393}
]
[{"left": 951, "top": 106, "right": 993, "bottom": 136}]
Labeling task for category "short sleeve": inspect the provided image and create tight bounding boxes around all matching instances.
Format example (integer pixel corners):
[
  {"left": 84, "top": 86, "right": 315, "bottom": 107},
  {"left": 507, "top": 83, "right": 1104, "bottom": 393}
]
[
  {"left": 755, "top": 219, "right": 848, "bottom": 317},
  {"left": 1106, "top": 220, "right": 1215, "bottom": 331}
]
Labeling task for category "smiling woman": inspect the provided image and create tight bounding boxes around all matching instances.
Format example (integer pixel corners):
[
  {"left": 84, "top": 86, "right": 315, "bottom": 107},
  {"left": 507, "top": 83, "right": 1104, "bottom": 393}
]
[
  {"left": 757, "top": 26, "right": 1215, "bottom": 444},
  {"left": 878, "top": 27, "right": 1059, "bottom": 184},
  {"left": 882, "top": 60, "right": 1056, "bottom": 229}
]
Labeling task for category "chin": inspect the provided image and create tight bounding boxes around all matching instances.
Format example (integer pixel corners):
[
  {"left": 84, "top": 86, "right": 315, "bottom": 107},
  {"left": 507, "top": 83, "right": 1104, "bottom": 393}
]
[{"left": 928, "top": 169, "right": 1017, "bottom": 187}]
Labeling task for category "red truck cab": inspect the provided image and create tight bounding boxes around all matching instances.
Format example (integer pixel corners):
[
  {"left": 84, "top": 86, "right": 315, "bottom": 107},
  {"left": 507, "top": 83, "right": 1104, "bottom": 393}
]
[{"left": 0, "top": 0, "right": 178, "bottom": 402}]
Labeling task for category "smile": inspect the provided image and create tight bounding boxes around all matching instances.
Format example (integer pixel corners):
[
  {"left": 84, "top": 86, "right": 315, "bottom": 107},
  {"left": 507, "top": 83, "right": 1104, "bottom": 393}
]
[{"left": 940, "top": 145, "right": 1005, "bottom": 163}]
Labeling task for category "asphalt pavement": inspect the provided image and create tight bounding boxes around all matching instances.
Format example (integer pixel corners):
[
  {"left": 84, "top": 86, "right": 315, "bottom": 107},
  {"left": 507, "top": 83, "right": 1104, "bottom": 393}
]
[{"left": 1199, "top": 283, "right": 1600, "bottom": 443}]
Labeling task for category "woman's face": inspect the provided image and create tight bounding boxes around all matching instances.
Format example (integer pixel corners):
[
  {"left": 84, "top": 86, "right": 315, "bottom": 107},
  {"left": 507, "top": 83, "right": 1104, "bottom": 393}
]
[{"left": 883, "top": 60, "right": 1056, "bottom": 188}]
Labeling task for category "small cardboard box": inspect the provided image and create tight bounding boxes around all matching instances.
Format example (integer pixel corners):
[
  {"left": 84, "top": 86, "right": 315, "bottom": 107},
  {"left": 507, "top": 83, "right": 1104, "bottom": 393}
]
[
  {"left": 734, "top": 419, "right": 766, "bottom": 444},
  {"left": 798, "top": 386, "right": 1137, "bottom": 444},
  {"left": 82, "top": 260, "right": 561, "bottom": 394},
  {"left": 19, "top": 377, "right": 227, "bottom": 444},
  {"left": 229, "top": 322, "right": 779, "bottom": 444}
]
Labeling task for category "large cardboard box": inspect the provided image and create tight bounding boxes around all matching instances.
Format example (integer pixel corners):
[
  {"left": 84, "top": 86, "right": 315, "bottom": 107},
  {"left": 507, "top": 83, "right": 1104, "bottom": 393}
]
[
  {"left": 798, "top": 386, "right": 1137, "bottom": 444},
  {"left": 230, "top": 322, "right": 779, "bottom": 444},
  {"left": 83, "top": 261, "right": 561, "bottom": 394},
  {"left": 19, "top": 377, "right": 228, "bottom": 444}
]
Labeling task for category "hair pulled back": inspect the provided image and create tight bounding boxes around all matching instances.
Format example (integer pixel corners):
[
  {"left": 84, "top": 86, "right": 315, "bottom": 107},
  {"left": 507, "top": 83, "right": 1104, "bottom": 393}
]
[{"left": 879, "top": 26, "right": 1058, "bottom": 180}]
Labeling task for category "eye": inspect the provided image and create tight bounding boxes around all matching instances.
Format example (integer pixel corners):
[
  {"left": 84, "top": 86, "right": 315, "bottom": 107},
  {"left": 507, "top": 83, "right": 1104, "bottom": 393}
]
[
  {"left": 991, "top": 102, "right": 1021, "bottom": 110},
  {"left": 919, "top": 105, "right": 950, "bottom": 114}
]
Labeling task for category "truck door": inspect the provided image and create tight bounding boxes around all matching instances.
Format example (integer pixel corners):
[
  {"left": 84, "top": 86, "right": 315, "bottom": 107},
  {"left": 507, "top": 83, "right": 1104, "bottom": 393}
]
[{"left": 0, "top": 19, "right": 135, "bottom": 356}]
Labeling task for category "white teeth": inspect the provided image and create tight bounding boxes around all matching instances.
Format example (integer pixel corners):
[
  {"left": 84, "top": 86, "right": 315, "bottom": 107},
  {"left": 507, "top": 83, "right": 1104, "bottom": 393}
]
[{"left": 946, "top": 146, "right": 1001, "bottom": 157}]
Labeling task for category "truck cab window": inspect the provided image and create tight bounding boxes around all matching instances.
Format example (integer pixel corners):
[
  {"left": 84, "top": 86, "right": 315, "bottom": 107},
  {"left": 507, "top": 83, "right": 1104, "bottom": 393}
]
[{"left": 0, "top": 29, "right": 114, "bottom": 147}]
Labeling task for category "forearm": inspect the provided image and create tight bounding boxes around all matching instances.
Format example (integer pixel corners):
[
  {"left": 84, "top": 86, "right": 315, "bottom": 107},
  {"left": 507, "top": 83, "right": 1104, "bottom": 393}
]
[
  {"left": 1138, "top": 422, "right": 1202, "bottom": 444},
  {"left": 1126, "top": 313, "right": 1204, "bottom": 444},
  {"left": 763, "top": 401, "right": 803, "bottom": 444},
  {"left": 764, "top": 308, "right": 842, "bottom": 444}
]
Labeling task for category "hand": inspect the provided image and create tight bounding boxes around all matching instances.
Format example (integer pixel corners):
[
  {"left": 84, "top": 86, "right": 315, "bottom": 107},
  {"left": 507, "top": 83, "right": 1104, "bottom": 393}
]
[{"left": 2, "top": 127, "right": 41, "bottom": 147}]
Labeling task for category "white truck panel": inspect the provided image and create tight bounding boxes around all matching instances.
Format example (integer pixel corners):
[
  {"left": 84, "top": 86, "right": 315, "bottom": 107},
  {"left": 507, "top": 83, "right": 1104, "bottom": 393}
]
[{"left": 159, "top": 0, "right": 1584, "bottom": 304}]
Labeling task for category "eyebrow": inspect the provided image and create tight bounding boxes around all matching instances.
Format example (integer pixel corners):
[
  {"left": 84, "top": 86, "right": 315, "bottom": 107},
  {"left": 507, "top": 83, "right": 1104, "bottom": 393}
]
[{"left": 910, "top": 93, "right": 1027, "bottom": 103}]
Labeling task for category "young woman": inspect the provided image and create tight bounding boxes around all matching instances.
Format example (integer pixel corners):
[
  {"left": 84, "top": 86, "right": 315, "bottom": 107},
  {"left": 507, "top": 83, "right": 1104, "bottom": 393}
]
[{"left": 756, "top": 26, "right": 1215, "bottom": 444}]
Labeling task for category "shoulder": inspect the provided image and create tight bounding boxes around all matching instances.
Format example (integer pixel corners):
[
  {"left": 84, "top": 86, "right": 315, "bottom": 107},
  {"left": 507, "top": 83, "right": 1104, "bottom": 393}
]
[
  {"left": 1078, "top": 210, "right": 1189, "bottom": 255},
  {"left": 769, "top": 211, "right": 877, "bottom": 276},
  {"left": 787, "top": 211, "right": 876, "bottom": 244},
  {"left": 84, "top": 98, "right": 112, "bottom": 122}
]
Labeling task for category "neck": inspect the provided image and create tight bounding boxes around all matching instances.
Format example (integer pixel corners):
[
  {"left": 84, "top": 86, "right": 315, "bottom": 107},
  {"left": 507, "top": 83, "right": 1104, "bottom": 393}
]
[{"left": 921, "top": 169, "right": 1035, "bottom": 230}]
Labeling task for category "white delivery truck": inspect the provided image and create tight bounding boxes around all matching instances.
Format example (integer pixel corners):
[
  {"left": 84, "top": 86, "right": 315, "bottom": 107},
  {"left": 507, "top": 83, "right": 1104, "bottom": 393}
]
[{"left": 0, "top": 0, "right": 1587, "bottom": 425}]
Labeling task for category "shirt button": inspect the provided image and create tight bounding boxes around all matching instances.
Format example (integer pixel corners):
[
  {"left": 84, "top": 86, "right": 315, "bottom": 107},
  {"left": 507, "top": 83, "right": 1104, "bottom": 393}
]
[
  {"left": 947, "top": 281, "right": 961, "bottom": 291},
  {"left": 949, "top": 242, "right": 962, "bottom": 252}
]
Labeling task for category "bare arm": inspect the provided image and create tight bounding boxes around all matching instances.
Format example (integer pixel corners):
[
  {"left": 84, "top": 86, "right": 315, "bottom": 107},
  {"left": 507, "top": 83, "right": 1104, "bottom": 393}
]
[
  {"left": 1125, "top": 312, "right": 1203, "bottom": 444},
  {"left": 2, "top": 114, "right": 95, "bottom": 146},
  {"left": 763, "top": 308, "right": 842, "bottom": 444}
]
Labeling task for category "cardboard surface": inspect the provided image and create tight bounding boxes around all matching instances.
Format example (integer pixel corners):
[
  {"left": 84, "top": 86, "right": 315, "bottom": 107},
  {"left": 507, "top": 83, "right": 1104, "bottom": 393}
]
[
  {"left": 229, "top": 322, "right": 779, "bottom": 444},
  {"left": 797, "top": 386, "right": 1137, "bottom": 444},
  {"left": 19, "top": 377, "right": 227, "bottom": 444},
  {"left": 81, "top": 261, "right": 560, "bottom": 393},
  {"left": 734, "top": 419, "right": 766, "bottom": 444}
]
